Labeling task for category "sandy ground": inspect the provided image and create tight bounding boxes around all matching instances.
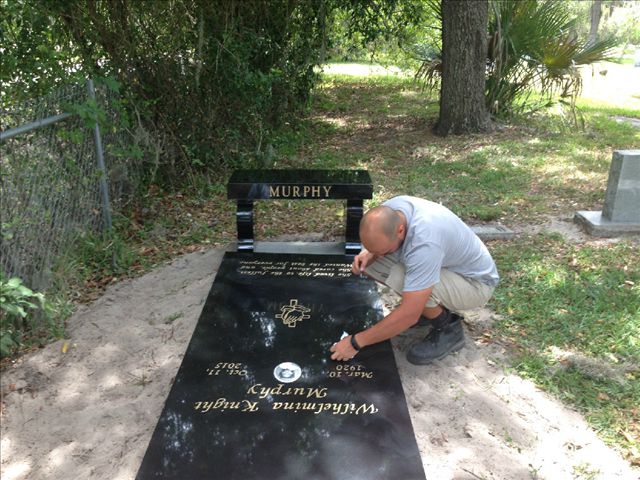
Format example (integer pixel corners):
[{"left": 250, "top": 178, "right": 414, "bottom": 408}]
[{"left": 1, "top": 222, "right": 638, "bottom": 480}]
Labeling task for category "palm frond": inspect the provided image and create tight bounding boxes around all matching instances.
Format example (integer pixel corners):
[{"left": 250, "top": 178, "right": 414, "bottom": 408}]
[
  {"left": 572, "top": 36, "right": 617, "bottom": 65},
  {"left": 486, "top": 0, "right": 620, "bottom": 119}
]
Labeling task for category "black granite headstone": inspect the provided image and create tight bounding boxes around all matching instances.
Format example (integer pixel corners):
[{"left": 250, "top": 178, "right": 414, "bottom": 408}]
[
  {"left": 227, "top": 169, "right": 373, "bottom": 254},
  {"left": 227, "top": 169, "right": 373, "bottom": 200},
  {"left": 136, "top": 252, "right": 426, "bottom": 480}
]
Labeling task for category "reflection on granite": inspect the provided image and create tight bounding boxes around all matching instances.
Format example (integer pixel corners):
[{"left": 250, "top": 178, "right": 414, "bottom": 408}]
[{"left": 136, "top": 253, "right": 426, "bottom": 480}]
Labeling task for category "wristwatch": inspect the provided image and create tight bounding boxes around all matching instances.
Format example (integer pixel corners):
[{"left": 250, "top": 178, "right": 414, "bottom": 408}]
[{"left": 350, "top": 334, "right": 361, "bottom": 351}]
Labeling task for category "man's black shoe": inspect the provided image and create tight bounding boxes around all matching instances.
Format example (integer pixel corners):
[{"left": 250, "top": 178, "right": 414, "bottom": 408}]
[
  {"left": 406, "top": 313, "right": 465, "bottom": 365},
  {"left": 411, "top": 315, "right": 432, "bottom": 328}
]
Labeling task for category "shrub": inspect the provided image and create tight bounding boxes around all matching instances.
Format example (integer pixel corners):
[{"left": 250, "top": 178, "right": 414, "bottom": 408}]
[{"left": 0, "top": 275, "right": 65, "bottom": 357}]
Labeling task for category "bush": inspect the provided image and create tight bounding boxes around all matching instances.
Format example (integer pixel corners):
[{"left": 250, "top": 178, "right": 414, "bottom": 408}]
[
  {"left": 2, "top": 0, "right": 430, "bottom": 182},
  {"left": 0, "top": 275, "right": 65, "bottom": 357}
]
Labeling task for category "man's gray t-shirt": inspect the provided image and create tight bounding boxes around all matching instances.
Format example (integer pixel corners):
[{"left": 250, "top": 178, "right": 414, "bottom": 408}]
[{"left": 383, "top": 196, "right": 499, "bottom": 292}]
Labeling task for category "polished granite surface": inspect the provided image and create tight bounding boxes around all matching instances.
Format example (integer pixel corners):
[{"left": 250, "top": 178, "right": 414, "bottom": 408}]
[{"left": 136, "top": 252, "right": 425, "bottom": 480}]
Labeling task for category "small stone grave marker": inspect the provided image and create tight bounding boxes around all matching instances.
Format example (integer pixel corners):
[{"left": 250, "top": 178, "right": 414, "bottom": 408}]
[{"left": 575, "top": 149, "right": 640, "bottom": 236}]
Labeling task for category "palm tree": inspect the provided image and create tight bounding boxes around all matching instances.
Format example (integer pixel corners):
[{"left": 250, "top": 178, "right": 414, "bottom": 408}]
[
  {"left": 486, "top": 0, "right": 616, "bottom": 117},
  {"left": 416, "top": 0, "right": 617, "bottom": 118}
]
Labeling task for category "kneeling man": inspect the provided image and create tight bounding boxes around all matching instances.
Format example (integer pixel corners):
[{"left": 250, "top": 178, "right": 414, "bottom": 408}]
[{"left": 330, "top": 195, "right": 499, "bottom": 364}]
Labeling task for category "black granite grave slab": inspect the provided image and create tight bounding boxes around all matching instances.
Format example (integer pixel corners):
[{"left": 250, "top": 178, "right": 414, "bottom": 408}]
[{"left": 136, "top": 252, "right": 426, "bottom": 480}]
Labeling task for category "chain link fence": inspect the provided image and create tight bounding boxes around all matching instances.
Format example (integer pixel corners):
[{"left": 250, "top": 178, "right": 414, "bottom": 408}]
[{"left": 1, "top": 80, "right": 139, "bottom": 291}]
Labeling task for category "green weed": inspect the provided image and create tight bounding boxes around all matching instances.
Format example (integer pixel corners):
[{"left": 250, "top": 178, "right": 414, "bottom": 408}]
[{"left": 0, "top": 275, "right": 68, "bottom": 357}]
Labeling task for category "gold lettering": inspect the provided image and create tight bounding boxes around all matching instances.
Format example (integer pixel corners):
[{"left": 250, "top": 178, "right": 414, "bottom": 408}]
[
  {"left": 195, "top": 398, "right": 259, "bottom": 413},
  {"left": 322, "top": 186, "right": 331, "bottom": 197},
  {"left": 303, "top": 186, "right": 311, "bottom": 196},
  {"left": 207, "top": 363, "right": 246, "bottom": 377},
  {"left": 311, "top": 186, "right": 321, "bottom": 197},
  {"left": 292, "top": 186, "right": 300, "bottom": 197},
  {"left": 269, "top": 186, "right": 280, "bottom": 197},
  {"left": 355, "top": 403, "right": 379, "bottom": 415},
  {"left": 247, "top": 384, "right": 260, "bottom": 395},
  {"left": 306, "top": 387, "right": 327, "bottom": 399},
  {"left": 194, "top": 401, "right": 214, "bottom": 413},
  {"left": 247, "top": 383, "right": 326, "bottom": 399},
  {"left": 300, "top": 403, "right": 317, "bottom": 411},
  {"left": 258, "top": 386, "right": 270, "bottom": 399},
  {"left": 242, "top": 400, "right": 259, "bottom": 412},
  {"left": 281, "top": 186, "right": 291, "bottom": 197},
  {"left": 269, "top": 401, "right": 379, "bottom": 415},
  {"left": 214, "top": 398, "right": 235, "bottom": 410},
  {"left": 313, "top": 403, "right": 333, "bottom": 414}
]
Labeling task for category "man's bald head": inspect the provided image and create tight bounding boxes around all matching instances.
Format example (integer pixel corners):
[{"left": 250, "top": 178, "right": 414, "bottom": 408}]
[
  {"left": 360, "top": 206, "right": 403, "bottom": 240},
  {"left": 359, "top": 206, "right": 406, "bottom": 256}
]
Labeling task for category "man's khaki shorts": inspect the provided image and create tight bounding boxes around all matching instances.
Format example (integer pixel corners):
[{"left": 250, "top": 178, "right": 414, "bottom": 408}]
[{"left": 364, "top": 256, "right": 495, "bottom": 313}]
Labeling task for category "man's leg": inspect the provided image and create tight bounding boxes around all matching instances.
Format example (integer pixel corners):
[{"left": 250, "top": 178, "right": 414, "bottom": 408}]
[
  {"left": 364, "top": 259, "right": 495, "bottom": 363},
  {"left": 407, "top": 270, "right": 494, "bottom": 365},
  {"left": 362, "top": 255, "right": 405, "bottom": 294},
  {"left": 422, "top": 305, "right": 444, "bottom": 319},
  {"left": 364, "top": 259, "right": 481, "bottom": 324}
]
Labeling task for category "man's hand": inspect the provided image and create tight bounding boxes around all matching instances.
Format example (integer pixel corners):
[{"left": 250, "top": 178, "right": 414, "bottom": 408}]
[
  {"left": 330, "top": 336, "right": 358, "bottom": 361},
  {"left": 352, "top": 250, "right": 376, "bottom": 275}
]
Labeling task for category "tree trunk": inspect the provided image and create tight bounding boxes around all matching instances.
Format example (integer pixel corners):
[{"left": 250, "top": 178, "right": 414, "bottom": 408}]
[
  {"left": 436, "top": 0, "right": 491, "bottom": 136},
  {"left": 588, "top": 0, "right": 603, "bottom": 46}
]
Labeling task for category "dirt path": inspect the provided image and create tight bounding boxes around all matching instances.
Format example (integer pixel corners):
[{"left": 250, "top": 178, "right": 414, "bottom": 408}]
[{"left": 1, "top": 241, "right": 637, "bottom": 480}]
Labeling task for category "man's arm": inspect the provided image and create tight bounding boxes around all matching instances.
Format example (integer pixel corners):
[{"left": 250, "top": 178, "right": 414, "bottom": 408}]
[
  {"left": 329, "top": 287, "right": 432, "bottom": 361},
  {"left": 352, "top": 249, "right": 377, "bottom": 275}
]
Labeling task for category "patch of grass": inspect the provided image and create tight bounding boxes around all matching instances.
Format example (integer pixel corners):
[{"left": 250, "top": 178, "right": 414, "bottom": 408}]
[
  {"left": 610, "top": 56, "right": 636, "bottom": 66},
  {"left": 271, "top": 120, "right": 314, "bottom": 158},
  {"left": 68, "top": 228, "right": 140, "bottom": 280},
  {"left": 51, "top": 183, "right": 238, "bottom": 303},
  {"left": 164, "top": 312, "right": 183, "bottom": 324},
  {"left": 576, "top": 99, "right": 640, "bottom": 119},
  {"left": 490, "top": 234, "right": 640, "bottom": 463},
  {"left": 572, "top": 462, "right": 601, "bottom": 480},
  {"left": 281, "top": 73, "right": 639, "bottom": 227}
]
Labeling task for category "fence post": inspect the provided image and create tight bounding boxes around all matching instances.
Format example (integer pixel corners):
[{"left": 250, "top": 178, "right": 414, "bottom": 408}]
[{"left": 86, "top": 78, "right": 113, "bottom": 230}]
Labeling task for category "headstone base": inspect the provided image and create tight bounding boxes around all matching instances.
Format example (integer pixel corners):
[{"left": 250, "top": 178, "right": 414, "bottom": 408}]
[
  {"left": 254, "top": 241, "right": 344, "bottom": 255},
  {"left": 574, "top": 210, "right": 640, "bottom": 237}
]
